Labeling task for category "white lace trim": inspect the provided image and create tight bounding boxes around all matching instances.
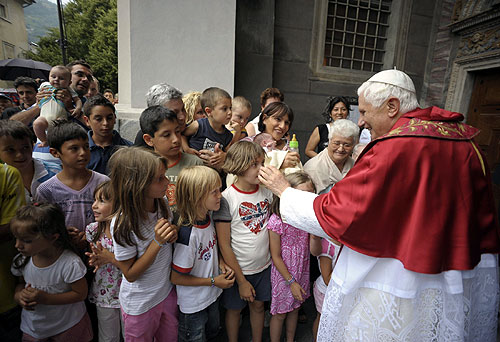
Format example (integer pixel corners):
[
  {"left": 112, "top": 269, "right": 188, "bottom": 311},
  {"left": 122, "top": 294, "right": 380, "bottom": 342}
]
[{"left": 317, "top": 254, "right": 499, "bottom": 342}]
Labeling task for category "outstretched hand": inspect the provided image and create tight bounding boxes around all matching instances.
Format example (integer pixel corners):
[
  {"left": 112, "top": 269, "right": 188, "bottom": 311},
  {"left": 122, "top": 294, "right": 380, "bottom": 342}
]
[{"left": 258, "top": 166, "right": 290, "bottom": 197}]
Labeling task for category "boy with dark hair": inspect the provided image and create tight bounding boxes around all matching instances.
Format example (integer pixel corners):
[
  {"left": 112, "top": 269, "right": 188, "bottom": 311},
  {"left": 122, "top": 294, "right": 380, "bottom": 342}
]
[
  {"left": 82, "top": 94, "right": 131, "bottom": 175},
  {"left": 0, "top": 94, "right": 13, "bottom": 115},
  {"left": 0, "top": 120, "right": 60, "bottom": 203},
  {"left": 35, "top": 121, "right": 109, "bottom": 244},
  {"left": 141, "top": 105, "right": 202, "bottom": 214},
  {"left": 102, "top": 89, "right": 114, "bottom": 103},
  {"left": 1, "top": 77, "right": 38, "bottom": 120}
]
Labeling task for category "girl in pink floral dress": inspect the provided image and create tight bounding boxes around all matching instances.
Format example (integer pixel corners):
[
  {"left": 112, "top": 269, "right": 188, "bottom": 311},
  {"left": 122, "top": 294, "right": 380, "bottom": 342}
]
[
  {"left": 85, "top": 181, "right": 123, "bottom": 342},
  {"left": 268, "top": 171, "right": 315, "bottom": 342}
]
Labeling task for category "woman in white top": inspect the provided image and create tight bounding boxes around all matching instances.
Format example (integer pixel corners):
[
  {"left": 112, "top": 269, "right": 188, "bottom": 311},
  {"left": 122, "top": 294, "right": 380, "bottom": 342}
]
[{"left": 304, "top": 119, "right": 359, "bottom": 194}]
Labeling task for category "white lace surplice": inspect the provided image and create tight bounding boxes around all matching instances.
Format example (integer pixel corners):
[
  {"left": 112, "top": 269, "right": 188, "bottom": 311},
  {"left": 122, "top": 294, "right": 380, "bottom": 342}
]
[{"left": 279, "top": 187, "right": 499, "bottom": 342}]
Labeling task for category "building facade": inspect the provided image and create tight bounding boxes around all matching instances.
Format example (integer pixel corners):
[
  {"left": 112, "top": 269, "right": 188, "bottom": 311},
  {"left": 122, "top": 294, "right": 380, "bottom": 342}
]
[
  {"left": 117, "top": 0, "right": 500, "bottom": 167},
  {"left": 0, "top": 0, "right": 34, "bottom": 88}
]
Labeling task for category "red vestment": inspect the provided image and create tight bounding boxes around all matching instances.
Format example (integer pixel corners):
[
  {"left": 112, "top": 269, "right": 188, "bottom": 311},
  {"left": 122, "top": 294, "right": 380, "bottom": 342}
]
[{"left": 313, "top": 106, "right": 500, "bottom": 274}]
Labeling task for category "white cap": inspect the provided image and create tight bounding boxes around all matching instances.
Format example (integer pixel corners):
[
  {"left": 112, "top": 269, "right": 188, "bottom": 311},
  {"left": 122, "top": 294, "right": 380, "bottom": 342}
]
[{"left": 366, "top": 69, "right": 416, "bottom": 93}]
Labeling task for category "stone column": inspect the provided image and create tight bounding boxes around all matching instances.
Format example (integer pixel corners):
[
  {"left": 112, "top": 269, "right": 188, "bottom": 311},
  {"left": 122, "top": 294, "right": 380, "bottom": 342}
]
[{"left": 116, "top": 0, "right": 236, "bottom": 140}]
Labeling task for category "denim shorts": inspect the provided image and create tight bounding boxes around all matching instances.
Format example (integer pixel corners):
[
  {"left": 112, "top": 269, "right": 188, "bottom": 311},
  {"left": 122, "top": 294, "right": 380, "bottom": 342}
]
[
  {"left": 178, "top": 297, "right": 221, "bottom": 342},
  {"left": 222, "top": 266, "right": 271, "bottom": 310}
]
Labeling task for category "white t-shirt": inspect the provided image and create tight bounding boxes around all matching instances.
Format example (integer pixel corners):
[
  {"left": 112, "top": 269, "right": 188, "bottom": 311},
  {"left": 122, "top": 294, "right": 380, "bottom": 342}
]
[
  {"left": 112, "top": 203, "right": 174, "bottom": 315},
  {"left": 213, "top": 184, "right": 272, "bottom": 275},
  {"left": 172, "top": 215, "right": 222, "bottom": 314},
  {"left": 11, "top": 250, "right": 87, "bottom": 339}
]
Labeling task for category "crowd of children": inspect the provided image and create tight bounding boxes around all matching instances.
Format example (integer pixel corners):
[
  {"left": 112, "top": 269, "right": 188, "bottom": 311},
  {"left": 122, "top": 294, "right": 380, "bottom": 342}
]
[{"left": 0, "top": 83, "right": 346, "bottom": 342}]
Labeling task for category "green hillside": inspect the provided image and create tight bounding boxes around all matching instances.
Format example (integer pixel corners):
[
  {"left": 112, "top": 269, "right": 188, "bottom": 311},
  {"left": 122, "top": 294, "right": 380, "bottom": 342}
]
[{"left": 24, "top": 0, "right": 59, "bottom": 44}]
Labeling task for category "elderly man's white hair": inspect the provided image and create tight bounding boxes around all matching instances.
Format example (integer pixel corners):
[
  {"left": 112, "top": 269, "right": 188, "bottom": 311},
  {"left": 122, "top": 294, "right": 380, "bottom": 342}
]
[
  {"left": 328, "top": 119, "right": 360, "bottom": 143},
  {"left": 357, "top": 70, "right": 420, "bottom": 114},
  {"left": 145, "top": 83, "right": 183, "bottom": 107}
]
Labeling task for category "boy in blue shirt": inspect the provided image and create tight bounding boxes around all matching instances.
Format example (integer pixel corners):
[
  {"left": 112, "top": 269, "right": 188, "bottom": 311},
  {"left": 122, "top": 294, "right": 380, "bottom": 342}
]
[{"left": 83, "top": 94, "right": 131, "bottom": 175}]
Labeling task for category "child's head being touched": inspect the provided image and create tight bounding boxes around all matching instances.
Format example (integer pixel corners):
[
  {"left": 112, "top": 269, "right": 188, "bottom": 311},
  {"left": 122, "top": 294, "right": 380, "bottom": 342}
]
[
  {"left": 223, "top": 141, "right": 265, "bottom": 189},
  {"left": 270, "top": 171, "right": 315, "bottom": 217}
]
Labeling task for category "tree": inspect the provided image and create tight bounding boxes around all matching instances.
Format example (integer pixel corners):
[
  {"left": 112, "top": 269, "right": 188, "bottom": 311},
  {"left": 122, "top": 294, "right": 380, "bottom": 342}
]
[
  {"left": 28, "top": 0, "right": 117, "bottom": 92},
  {"left": 88, "top": 5, "right": 117, "bottom": 94}
]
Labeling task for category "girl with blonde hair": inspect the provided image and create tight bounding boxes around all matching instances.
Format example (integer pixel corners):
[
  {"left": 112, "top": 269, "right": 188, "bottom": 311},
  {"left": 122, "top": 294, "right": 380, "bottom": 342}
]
[{"left": 171, "top": 165, "right": 234, "bottom": 341}]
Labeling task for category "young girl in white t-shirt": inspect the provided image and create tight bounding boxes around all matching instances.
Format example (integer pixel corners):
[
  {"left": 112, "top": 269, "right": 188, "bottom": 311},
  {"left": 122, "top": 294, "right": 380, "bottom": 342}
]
[
  {"left": 213, "top": 140, "right": 273, "bottom": 342},
  {"left": 85, "top": 181, "right": 123, "bottom": 342},
  {"left": 107, "top": 147, "right": 179, "bottom": 342},
  {"left": 11, "top": 203, "right": 92, "bottom": 341},
  {"left": 171, "top": 165, "right": 235, "bottom": 342}
]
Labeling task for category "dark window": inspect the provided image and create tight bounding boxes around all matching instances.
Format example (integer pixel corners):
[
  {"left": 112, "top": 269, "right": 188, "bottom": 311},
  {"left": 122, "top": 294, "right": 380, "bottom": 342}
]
[{"left": 323, "top": 0, "right": 392, "bottom": 72}]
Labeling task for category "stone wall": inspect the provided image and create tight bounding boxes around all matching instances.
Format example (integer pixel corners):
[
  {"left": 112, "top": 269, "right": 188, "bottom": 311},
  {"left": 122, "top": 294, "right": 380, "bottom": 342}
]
[
  {"left": 235, "top": 0, "right": 437, "bottom": 159},
  {"left": 421, "top": 0, "right": 456, "bottom": 108}
]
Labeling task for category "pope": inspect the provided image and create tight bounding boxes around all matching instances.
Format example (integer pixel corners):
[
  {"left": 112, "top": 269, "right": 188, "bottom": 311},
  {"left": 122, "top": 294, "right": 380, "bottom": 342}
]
[{"left": 259, "top": 69, "right": 500, "bottom": 342}]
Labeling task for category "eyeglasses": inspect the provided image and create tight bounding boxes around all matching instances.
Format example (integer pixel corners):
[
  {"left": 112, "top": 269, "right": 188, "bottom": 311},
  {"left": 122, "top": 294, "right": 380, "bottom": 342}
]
[{"left": 330, "top": 141, "right": 353, "bottom": 149}]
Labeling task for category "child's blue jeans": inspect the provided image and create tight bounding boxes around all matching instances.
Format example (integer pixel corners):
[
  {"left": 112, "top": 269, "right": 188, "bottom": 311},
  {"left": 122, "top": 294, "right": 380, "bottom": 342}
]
[{"left": 178, "top": 297, "right": 220, "bottom": 342}]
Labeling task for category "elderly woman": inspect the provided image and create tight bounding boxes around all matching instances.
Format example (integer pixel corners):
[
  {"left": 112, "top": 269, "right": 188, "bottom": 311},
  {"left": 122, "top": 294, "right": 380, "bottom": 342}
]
[{"left": 304, "top": 119, "right": 359, "bottom": 193}]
